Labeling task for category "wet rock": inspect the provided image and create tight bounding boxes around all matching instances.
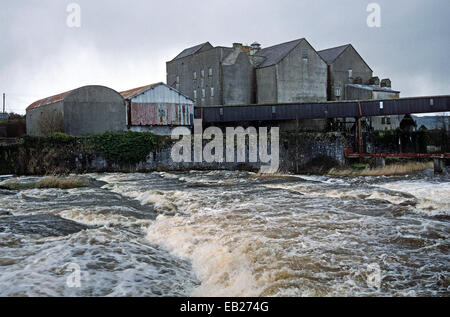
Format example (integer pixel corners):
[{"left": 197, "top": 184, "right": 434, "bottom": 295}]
[
  {"left": 0, "top": 214, "right": 91, "bottom": 237},
  {"left": 0, "top": 211, "right": 12, "bottom": 217}
]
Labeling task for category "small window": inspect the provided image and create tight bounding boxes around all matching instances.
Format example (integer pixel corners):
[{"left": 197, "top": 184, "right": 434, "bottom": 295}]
[
  {"left": 193, "top": 71, "right": 197, "bottom": 80},
  {"left": 201, "top": 70, "right": 205, "bottom": 78},
  {"left": 202, "top": 89, "right": 206, "bottom": 98},
  {"left": 176, "top": 76, "right": 179, "bottom": 83},
  {"left": 219, "top": 108, "right": 224, "bottom": 116},
  {"left": 386, "top": 117, "right": 391, "bottom": 125},
  {"left": 193, "top": 90, "right": 197, "bottom": 100},
  {"left": 302, "top": 48, "right": 308, "bottom": 60},
  {"left": 209, "top": 68, "right": 213, "bottom": 76},
  {"left": 381, "top": 117, "right": 386, "bottom": 125},
  {"left": 348, "top": 68, "right": 353, "bottom": 79},
  {"left": 210, "top": 87, "right": 215, "bottom": 97},
  {"left": 335, "top": 87, "right": 341, "bottom": 97}
]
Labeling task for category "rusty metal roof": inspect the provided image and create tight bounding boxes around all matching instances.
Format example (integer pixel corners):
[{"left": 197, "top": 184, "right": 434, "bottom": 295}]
[
  {"left": 27, "top": 90, "right": 74, "bottom": 111},
  {"left": 120, "top": 83, "right": 164, "bottom": 100}
]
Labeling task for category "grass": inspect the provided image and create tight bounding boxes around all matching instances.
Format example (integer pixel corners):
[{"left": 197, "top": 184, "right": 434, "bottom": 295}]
[
  {"left": 0, "top": 176, "right": 88, "bottom": 190},
  {"left": 328, "top": 161, "right": 434, "bottom": 177}
]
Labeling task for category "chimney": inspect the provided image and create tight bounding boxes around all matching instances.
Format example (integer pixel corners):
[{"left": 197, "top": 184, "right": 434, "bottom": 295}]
[
  {"left": 381, "top": 78, "right": 392, "bottom": 88},
  {"left": 250, "top": 42, "right": 261, "bottom": 55},
  {"left": 368, "top": 76, "right": 380, "bottom": 86}
]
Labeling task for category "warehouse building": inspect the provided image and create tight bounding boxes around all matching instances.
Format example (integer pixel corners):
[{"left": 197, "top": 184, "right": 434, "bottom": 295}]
[
  {"left": 121, "top": 82, "right": 194, "bottom": 135},
  {"left": 167, "top": 38, "right": 328, "bottom": 107},
  {"left": 26, "top": 85, "right": 126, "bottom": 136}
]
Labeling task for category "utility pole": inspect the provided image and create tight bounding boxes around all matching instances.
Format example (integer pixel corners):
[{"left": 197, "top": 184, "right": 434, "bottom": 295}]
[{"left": 2, "top": 93, "right": 5, "bottom": 114}]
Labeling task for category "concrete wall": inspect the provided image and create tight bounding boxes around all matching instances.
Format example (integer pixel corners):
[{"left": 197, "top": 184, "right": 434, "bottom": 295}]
[
  {"left": 345, "top": 86, "right": 373, "bottom": 101},
  {"left": 222, "top": 52, "right": 255, "bottom": 105},
  {"left": 26, "top": 101, "right": 64, "bottom": 136},
  {"left": 63, "top": 86, "right": 126, "bottom": 136},
  {"left": 167, "top": 47, "right": 233, "bottom": 107},
  {"left": 256, "top": 66, "right": 278, "bottom": 103},
  {"left": 329, "top": 46, "right": 373, "bottom": 101},
  {"left": 276, "top": 40, "right": 327, "bottom": 103}
]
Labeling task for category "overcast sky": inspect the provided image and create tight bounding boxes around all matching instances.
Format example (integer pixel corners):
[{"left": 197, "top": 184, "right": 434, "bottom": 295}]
[{"left": 0, "top": 0, "right": 449, "bottom": 114}]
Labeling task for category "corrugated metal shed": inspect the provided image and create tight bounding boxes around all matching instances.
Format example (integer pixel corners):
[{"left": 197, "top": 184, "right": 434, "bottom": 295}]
[{"left": 122, "top": 83, "right": 194, "bottom": 127}]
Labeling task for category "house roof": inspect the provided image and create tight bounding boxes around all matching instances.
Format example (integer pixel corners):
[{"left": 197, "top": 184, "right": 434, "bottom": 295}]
[
  {"left": 120, "top": 83, "right": 163, "bottom": 100},
  {"left": 172, "top": 42, "right": 213, "bottom": 61},
  {"left": 120, "top": 82, "right": 193, "bottom": 101},
  {"left": 255, "top": 38, "right": 305, "bottom": 68},
  {"left": 318, "top": 44, "right": 351, "bottom": 65},
  {"left": 27, "top": 89, "right": 74, "bottom": 111}
]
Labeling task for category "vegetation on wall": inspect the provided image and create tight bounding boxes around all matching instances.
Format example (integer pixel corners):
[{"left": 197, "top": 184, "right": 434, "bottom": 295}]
[
  {"left": 1, "top": 131, "right": 171, "bottom": 175},
  {"left": 86, "top": 131, "right": 161, "bottom": 164}
]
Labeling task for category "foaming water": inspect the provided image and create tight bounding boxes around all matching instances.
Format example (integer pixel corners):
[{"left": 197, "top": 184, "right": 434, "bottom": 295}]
[{"left": 0, "top": 170, "right": 449, "bottom": 296}]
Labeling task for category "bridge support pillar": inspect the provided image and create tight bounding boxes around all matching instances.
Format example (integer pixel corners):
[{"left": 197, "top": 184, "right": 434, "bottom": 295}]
[
  {"left": 375, "top": 157, "right": 386, "bottom": 168},
  {"left": 434, "top": 158, "right": 444, "bottom": 174}
]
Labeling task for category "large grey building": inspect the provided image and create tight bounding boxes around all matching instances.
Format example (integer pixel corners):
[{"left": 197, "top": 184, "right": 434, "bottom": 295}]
[
  {"left": 255, "top": 38, "right": 327, "bottom": 104},
  {"left": 319, "top": 44, "right": 401, "bottom": 131},
  {"left": 167, "top": 38, "right": 328, "bottom": 107},
  {"left": 26, "top": 85, "right": 126, "bottom": 136}
]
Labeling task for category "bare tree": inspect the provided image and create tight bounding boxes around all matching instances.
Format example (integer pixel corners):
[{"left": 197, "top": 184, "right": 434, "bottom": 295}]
[{"left": 37, "top": 111, "right": 64, "bottom": 136}]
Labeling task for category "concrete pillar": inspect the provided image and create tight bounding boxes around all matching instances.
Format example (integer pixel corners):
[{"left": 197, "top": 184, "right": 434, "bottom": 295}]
[
  {"left": 375, "top": 157, "right": 386, "bottom": 168},
  {"left": 434, "top": 158, "right": 444, "bottom": 174}
]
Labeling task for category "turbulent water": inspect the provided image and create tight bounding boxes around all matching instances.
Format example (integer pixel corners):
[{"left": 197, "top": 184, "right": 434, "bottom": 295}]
[{"left": 0, "top": 169, "right": 449, "bottom": 297}]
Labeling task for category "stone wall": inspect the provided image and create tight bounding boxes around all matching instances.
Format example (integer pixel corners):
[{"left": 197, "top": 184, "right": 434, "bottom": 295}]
[{"left": 0, "top": 132, "right": 349, "bottom": 175}]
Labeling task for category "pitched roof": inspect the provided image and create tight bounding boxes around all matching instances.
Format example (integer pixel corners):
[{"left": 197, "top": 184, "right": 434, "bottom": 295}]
[
  {"left": 256, "top": 38, "right": 305, "bottom": 68},
  {"left": 172, "top": 42, "right": 213, "bottom": 61},
  {"left": 120, "top": 83, "right": 163, "bottom": 100},
  {"left": 27, "top": 89, "right": 74, "bottom": 111},
  {"left": 120, "top": 82, "right": 193, "bottom": 102},
  {"left": 318, "top": 44, "right": 351, "bottom": 65}
]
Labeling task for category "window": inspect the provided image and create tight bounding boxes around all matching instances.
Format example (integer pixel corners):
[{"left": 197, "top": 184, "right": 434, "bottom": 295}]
[
  {"left": 202, "top": 89, "right": 206, "bottom": 98},
  {"left": 386, "top": 117, "right": 391, "bottom": 125},
  {"left": 193, "top": 90, "right": 197, "bottom": 100},
  {"left": 335, "top": 87, "right": 341, "bottom": 97},
  {"left": 209, "top": 68, "right": 213, "bottom": 76},
  {"left": 201, "top": 70, "right": 205, "bottom": 78},
  {"left": 176, "top": 76, "right": 179, "bottom": 83},
  {"left": 193, "top": 71, "right": 197, "bottom": 80},
  {"left": 302, "top": 48, "right": 308, "bottom": 60},
  {"left": 210, "top": 87, "right": 215, "bottom": 97},
  {"left": 348, "top": 68, "right": 353, "bottom": 79},
  {"left": 381, "top": 117, "right": 386, "bottom": 125}
]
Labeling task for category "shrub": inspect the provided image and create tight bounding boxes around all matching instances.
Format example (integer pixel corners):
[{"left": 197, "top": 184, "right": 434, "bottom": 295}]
[{"left": 87, "top": 131, "right": 158, "bottom": 164}]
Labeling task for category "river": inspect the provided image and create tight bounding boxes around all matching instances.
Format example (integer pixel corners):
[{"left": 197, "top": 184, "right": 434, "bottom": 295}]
[{"left": 0, "top": 169, "right": 448, "bottom": 297}]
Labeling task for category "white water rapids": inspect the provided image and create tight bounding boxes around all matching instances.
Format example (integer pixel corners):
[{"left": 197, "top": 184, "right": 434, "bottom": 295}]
[{"left": 0, "top": 170, "right": 448, "bottom": 296}]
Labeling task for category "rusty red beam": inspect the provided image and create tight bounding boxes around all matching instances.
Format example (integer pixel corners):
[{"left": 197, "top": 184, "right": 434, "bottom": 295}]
[{"left": 345, "top": 153, "right": 450, "bottom": 158}]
